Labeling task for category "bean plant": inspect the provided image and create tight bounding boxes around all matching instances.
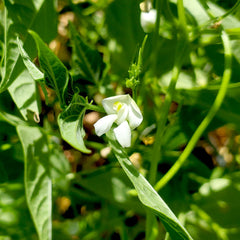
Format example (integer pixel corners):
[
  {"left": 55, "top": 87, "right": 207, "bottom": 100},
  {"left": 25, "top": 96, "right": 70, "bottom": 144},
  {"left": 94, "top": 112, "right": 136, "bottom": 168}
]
[{"left": 1, "top": 0, "right": 240, "bottom": 239}]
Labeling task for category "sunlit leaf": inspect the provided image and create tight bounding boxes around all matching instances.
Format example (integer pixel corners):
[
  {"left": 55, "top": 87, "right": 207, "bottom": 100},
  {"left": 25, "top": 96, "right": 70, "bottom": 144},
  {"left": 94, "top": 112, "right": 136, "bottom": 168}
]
[
  {"left": 17, "top": 125, "right": 52, "bottom": 240},
  {"left": 8, "top": 69, "right": 41, "bottom": 120},
  {"left": 0, "top": 0, "right": 57, "bottom": 93},
  {"left": 107, "top": 130, "right": 193, "bottom": 240},
  {"left": 17, "top": 36, "right": 49, "bottom": 104},
  {"left": 58, "top": 94, "right": 91, "bottom": 153},
  {"left": 29, "top": 30, "right": 72, "bottom": 108}
]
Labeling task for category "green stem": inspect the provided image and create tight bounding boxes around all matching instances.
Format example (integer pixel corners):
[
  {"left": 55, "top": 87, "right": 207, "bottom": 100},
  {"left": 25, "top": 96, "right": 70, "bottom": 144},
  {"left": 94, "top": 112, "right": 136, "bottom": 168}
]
[
  {"left": 177, "top": 0, "right": 187, "bottom": 27},
  {"left": 149, "top": 37, "right": 188, "bottom": 185},
  {"left": 154, "top": 0, "right": 161, "bottom": 38},
  {"left": 148, "top": 62, "right": 181, "bottom": 185},
  {"left": 198, "top": 0, "right": 240, "bottom": 32},
  {"left": 218, "top": 0, "right": 240, "bottom": 21},
  {"left": 146, "top": 2, "right": 188, "bottom": 239},
  {"left": 146, "top": 210, "right": 158, "bottom": 240},
  {"left": 154, "top": 30, "right": 232, "bottom": 191}
]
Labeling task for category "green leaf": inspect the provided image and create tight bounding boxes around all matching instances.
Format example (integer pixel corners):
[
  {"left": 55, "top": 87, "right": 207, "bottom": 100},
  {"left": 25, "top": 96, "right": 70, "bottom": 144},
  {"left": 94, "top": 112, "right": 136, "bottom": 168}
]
[
  {"left": 29, "top": 30, "right": 71, "bottom": 108},
  {"left": 0, "top": 0, "right": 57, "bottom": 93},
  {"left": 174, "top": 84, "right": 240, "bottom": 127},
  {"left": 105, "top": 0, "right": 144, "bottom": 75},
  {"left": 69, "top": 23, "right": 106, "bottom": 84},
  {"left": 185, "top": 172, "right": 240, "bottom": 240},
  {"left": 58, "top": 94, "right": 91, "bottom": 154},
  {"left": 77, "top": 166, "right": 143, "bottom": 213},
  {"left": 107, "top": 130, "right": 193, "bottom": 240},
  {"left": 8, "top": 68, "right": 41, "bottom": 120},
  {"left": 17, "top": 125, "right": 52, "bottom": 240},
  {"left": 17, "top": 36, "right": 49, "bottom": 104},
  {"left": 17, "top": 37, "right": 44, "bottom": 82}
]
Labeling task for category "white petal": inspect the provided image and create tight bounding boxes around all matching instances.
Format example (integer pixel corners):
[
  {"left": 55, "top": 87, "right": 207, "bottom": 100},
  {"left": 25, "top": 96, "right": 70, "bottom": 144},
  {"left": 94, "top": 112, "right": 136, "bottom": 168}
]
[
  {"left": 127, "top": 98, "right": 143, "bottom": 129},
  {"left": 94, "top": 114, "right": 117, "bottom": 136},
  {"left": 115, "top": 104, "right": 128, "bottom": 125},
  {"left": 140, "top": 9, "right": 157, "bottom": 33},
  {"left": 113, "top": 121, "right": 131, "bottom": 148},
  {"left": 102, "top": 95, "right": 130, "bottom": 114}
]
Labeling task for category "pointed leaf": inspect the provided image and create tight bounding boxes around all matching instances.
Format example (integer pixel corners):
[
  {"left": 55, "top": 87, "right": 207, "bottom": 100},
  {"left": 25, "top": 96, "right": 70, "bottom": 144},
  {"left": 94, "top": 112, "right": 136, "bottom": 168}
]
[
  {"left": 58, "top": 95, "right": 91, "bottom": 153},
  {"left": 107, "top": 130, "right": 193, "bottom": 240},
  {"left": 29, "top": 30, "right": 71, "bottom": 107},
  {"left": 17, "top": 125, "right": 52, "bottom": 240},
  {"left": 69, "top": 23, "right": 106, "bottom": 83},
  {"left": 8, "top": 68, "right": 41, "bottom": 120},
  {"left": 17, "top": 37, "right": 44, "bottom": 82},
  {"left": 0, "top": 0, "right": 57, "bottom": 93},
  {"left": 17, "top": 37, "right": 49, "bottom": 104},
  {"left": 105, "top": 0, "right": 144, "bottom": 75}
]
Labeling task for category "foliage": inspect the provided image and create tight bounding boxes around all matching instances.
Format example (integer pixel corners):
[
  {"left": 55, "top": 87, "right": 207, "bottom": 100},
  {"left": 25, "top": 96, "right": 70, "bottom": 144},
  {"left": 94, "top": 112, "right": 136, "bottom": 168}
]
[{"left": 1, "top": 0, "right": 240, "bottom": 239}]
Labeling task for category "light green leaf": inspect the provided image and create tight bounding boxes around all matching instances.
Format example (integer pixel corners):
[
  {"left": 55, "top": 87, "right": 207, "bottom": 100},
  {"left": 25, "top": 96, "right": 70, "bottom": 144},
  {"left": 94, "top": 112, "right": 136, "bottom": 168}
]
[
  {"left": 8, "top": 68, "right": 41, "bottom": 120},
  {"left": 107, "top": 130, "right": 193, "bottom": 240},
  {"left": 17, "top": 37, "right": 44, "bottom": 82},
  {"left": 58, "top": 94, "right": 91, "bottom": 153},
  {"left": 0, "top": 0, "right": 57, "bottom": 93},
  {"left": 17, "top": 125, "right": 52, "bottom": 240},
  {"left": 17, "top": 36, "right": 49, "bottom": 104},
  {"left": 69, "top": 23, "right": 106, "bottom": 84},
  {"left": 29, "top": 30, "right": 72, "bottom": 107}
]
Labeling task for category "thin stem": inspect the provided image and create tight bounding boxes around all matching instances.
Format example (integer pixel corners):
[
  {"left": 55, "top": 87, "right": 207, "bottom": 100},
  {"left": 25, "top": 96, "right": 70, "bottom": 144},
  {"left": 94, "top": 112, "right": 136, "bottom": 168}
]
[
  {"left": 146, "top": 2, "right": 188, "bottom": 239},
  {"left": 198, "top": 0, "right": 240, "bottom": 32},
  {"left": 154, "top": 0, "right": 161, "bottom": 38},
  {"left": 154, "top": 30, "right": 232, "bottom": 191},
  {"left": 2, "top": 3, "right": 7, "bottom": 82},
  {"left": 148, "top": 64, "right": 180, "bottom": 185},
  {"left": 146, "top": 210, "right": 158, "bottom": 240},
  {"left": 218, "top": 0, "right": 240, "bottom": 21},
  {"left": 177, "top": 0, "right": 187, "bottom": 27},
  {"left": 164, "top": 232, "right": 170, "bottom": 240},
  {"left": 149, "top": 37, "right": 188, "bottom": 185}
]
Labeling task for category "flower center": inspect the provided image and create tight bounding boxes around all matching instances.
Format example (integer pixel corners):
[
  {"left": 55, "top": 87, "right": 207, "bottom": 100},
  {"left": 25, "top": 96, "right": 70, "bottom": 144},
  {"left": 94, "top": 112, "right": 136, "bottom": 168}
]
[{"left": 113, "top": 101, "right": 123, "bottom": 112}]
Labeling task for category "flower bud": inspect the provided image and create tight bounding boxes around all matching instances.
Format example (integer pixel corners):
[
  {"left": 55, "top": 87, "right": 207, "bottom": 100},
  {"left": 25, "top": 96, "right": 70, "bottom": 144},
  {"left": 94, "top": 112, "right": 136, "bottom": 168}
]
[{"left": 140, "top": 9, "right": 157, "bottom": 33}]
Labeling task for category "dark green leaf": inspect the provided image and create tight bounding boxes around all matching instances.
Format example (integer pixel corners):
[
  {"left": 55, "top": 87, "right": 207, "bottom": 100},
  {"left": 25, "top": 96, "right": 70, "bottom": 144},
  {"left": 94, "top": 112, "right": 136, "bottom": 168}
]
[
  {"left": 77, "top": 166, "right": 143, "bottom": 213},
  {"left": 69, "top": 23, "right": 106, "bottom": 84},
  {"left": 105, "top": 0, "right": 144, "bottom": 76},
  {"left": 185, "top": 172, "right": 240, "bottom": 240},
  {"left": 29, "top": 30, "right": 71, "bottom": 108},
  {"left": 174, "top": 84, "right": 240, "bottom": 128}
]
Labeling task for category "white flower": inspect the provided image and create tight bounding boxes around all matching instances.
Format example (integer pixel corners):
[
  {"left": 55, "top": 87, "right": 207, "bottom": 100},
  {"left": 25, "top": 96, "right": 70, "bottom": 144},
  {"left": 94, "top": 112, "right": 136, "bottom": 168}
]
[
  {"left": 140, "top": 9, "right": 157, "bottom": 33},
  {"left": 94, "top": 94, "right": 143, "bottom": 148}
]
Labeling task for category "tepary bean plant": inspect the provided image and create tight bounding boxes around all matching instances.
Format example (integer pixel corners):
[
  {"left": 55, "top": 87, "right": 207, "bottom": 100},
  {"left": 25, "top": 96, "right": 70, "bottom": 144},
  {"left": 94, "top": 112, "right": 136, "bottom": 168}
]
[{"left": 1, "top": 0, "right": 240, "bottom": 239}]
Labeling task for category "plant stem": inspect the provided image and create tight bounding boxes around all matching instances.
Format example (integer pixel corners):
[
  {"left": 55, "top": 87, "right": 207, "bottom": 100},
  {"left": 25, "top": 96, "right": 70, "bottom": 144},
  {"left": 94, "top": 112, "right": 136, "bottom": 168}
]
[
  {"left": 154, "top": 30, "right": 232, "bottom": 191},
  {"left": 148, "top": 58, "right": 182, "bottom": 185},
  {"left": 149, "top": 0, "right": 188, "bottom": 185},
  {"left": 218, "top": 0, "right": 240, "bottom": 21},
  {"left": 146, "top": 1, "right": 188, "bottom": 238},
  {"left": 198, "top": 0, "right": 240, "bottom": 32},
  {"left": 177, "top": 0, "right": 187, "bottom": 27}
]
